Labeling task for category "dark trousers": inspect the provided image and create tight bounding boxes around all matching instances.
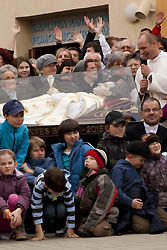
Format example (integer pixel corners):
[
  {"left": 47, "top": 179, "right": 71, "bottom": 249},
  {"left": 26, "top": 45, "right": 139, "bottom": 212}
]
[{"left": 43, "top": 197, "right": 67, "bottom": 233}]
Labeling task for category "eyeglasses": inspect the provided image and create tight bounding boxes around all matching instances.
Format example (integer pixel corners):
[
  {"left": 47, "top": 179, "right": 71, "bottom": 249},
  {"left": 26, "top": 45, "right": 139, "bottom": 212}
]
[{"left": 142, "top": 108, "right": 160, "bottom": 113}]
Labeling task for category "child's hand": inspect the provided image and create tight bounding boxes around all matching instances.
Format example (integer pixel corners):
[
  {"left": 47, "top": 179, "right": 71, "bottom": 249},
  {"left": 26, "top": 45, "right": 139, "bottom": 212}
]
[
  {"left": 32, "top": 224, "right": 47, "bottom": 241},
  {"left": 10, "top": 208, "right": 22, "bottom": 228},
  {"left": 132, "top": 198, "right": 143, "bottom": 210},
  {"left": 31, "top": 232, "right": 47, "bottom": 241},
  {"left": 20, "top": 163, "right": 34, "bottom": 174},
  {"left": 66, "top": 228, "right": 79, "bottom": 238}
]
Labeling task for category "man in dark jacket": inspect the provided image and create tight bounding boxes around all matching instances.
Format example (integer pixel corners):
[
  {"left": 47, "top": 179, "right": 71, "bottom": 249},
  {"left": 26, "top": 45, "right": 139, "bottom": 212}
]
[{"left": 126, "top": 97, "right": 167, "bottom": 152}]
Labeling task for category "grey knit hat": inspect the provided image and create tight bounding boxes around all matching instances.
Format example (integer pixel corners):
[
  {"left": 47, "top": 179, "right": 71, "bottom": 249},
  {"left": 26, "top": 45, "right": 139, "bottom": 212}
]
[{"left": 37, "top": 54, "right": 57, "bottom": 70}]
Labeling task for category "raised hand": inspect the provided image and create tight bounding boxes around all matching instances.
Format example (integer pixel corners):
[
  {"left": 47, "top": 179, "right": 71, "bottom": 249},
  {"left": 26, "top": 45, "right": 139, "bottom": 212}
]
[
  {"left": 84, "top": 16, "right": 95, "bottom": 33},
  {"left": 72, "top": 31, "right": 84, "bottom": 46},
  {"left": 54, "top": 26, "right": 62, "bottom": 43},
  {"left": 12, "top": 24, "right": 21, "bottom": 35},
  {"left": 95, "top": 17, "right": 105, "bottom": 35},
  {"left": 155, "top": 11, "right": 166, "bottom": 27}
]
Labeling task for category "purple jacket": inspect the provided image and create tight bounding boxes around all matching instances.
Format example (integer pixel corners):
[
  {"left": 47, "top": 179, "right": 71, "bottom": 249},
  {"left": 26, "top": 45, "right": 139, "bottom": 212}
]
[
  {"left": 140, "top": 154, "right": 167, "bottom": 208},
  {"left": 0, "top": 169, "right": 31, "bottom": 213}
]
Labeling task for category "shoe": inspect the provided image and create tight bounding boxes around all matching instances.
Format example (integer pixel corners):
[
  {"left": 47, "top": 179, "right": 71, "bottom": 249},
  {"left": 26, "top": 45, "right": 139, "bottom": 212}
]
[
  {"left": 0, "top": 232, "right": 13, "bottom": 240},
  {"left": 55, "top": 228, "right": 66, "bottom": 237},
  {"left": 15, "top": 225, "right": 27, "bottom": 241}
]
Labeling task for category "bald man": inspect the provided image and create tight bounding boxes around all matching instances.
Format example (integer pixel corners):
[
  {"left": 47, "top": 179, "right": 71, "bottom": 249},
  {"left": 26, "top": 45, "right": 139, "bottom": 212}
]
[{"left": 135, "top": 33, "right": 167, "bottom": 109}]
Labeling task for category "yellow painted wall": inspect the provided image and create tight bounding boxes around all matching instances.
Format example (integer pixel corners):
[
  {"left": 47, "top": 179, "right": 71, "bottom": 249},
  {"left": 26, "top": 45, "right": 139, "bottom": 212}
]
[
  {"left": 0, "top": 1, "right": 17, "bottom": 49},
  {"left": 156, "top": 0, "right": 167, "bottom": 37},
  {"left": 0, "top": 0, "right": 159, "bottom": 57}
]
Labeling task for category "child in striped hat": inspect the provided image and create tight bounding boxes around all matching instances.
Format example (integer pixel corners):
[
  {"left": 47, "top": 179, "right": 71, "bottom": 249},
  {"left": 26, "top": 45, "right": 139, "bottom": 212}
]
[{"left": 76, "top": 148, "right": 118, "bottom": 237}]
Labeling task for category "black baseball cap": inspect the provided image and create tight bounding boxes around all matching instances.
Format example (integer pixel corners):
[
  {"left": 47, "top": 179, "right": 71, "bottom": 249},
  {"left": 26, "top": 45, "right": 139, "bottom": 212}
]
[{"left": 105, "top": 110, "right": 125, "bottom": 125}]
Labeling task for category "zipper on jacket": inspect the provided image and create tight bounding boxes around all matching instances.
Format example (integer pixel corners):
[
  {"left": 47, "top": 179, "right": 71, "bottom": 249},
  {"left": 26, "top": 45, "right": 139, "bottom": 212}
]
[{"left": 12, "top": 129, "right": 16, "bottom": 151}]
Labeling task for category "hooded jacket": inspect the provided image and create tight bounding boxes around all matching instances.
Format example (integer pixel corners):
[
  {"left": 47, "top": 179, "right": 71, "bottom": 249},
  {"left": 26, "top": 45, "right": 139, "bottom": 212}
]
[
  {"left": 51, "top": 139, "right": 93, "bottom": 195},
  {"left": 111, "top": 159, "right": 163, "bottom": 234}
]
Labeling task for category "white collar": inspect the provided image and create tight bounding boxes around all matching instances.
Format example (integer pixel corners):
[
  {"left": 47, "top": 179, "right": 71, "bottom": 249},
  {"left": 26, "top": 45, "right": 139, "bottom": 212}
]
[{"left": 144, "top": 122, "right": 158, "bottom": 134}]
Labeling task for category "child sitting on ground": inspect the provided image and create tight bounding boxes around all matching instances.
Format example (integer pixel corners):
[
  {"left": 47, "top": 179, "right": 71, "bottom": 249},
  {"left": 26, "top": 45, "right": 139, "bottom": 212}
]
[
  {"left": 31, "top": 168, "right": 79, "bottom": 240},
  {"left": 140, "top": 133, "right": 167, "bottom": 230},
  {"left": 76, "top": 149, "right": 119, "bottom": 237},
  {"left": 0, "top": 99, "right": 29, "bottom": 170},
  {"left": 111, "top": 141, "right": 164, "bottom": 235},
  {"left": 51, "top": 119, "right": 93, "bottom": 195},
  {"left": 21, "top": 136, "right": 56, "bottom": 192},
  {"left": 97, "top": 110, "right": 127, "bottom": 172},
  {"left": 0, "top": 149, "right": 31, "bottom": 240}
]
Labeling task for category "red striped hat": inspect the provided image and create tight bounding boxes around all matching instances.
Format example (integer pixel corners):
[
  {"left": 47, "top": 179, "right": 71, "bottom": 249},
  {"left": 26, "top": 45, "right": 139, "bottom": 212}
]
[{"left": 85, "top": 149, "right": 107, "bottom": 168}]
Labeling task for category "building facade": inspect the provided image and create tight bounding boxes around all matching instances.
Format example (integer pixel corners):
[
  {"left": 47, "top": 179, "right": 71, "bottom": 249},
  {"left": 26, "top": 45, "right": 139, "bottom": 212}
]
[{"left": 0, "top": 0, "right": 166, "bottom": 58}]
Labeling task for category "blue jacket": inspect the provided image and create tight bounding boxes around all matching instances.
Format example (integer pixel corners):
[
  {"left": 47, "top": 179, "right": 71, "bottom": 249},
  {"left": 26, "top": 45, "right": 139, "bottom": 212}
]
[
  {"left": 0, "top": 120, "right": 29, "bottom": 170},
  {"left": 111, "top": 159, "right": 163, "bottom": 234},
  {"left": 51, "top": 139, "right": 93, "bottom": 195},
  {"left": 111, "top": 159, "right": 143, "bottom": 207},
  {"left": 25, "top": 157, "right": 56, "bottom": 185}
]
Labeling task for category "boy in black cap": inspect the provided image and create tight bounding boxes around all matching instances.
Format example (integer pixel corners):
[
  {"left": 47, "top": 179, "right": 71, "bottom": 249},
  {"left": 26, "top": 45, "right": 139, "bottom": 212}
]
[
  {"left": 97, "top": 110, "right": 127, "bottom": 171},
  {"left": 0, "top": 100, "right": 29, "bottom": 170},
  {"left": 111, "top": 141, "right": 163, "bottom": 235}
]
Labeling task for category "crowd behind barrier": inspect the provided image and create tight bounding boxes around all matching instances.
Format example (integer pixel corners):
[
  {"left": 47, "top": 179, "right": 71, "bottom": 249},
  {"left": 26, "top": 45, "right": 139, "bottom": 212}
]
[
  {"left": 0, "top": 68, "right": 141, "bottom": 125},
  {"left": 0, "top": 11, "right": 167, "bottom": 242}
]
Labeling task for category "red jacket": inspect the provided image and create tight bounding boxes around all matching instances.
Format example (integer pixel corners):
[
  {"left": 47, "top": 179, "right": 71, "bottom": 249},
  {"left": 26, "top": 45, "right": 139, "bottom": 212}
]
[{"left": 152, "top": 25, "right": 161, "bottom": 37}]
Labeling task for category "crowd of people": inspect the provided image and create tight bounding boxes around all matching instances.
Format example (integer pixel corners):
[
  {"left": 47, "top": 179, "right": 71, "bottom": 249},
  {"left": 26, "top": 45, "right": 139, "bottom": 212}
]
[
  {"left": 0, "top": 11, "right": 167, "bottom": 242},
  {"left": 0, "top": 13, "right": 167, "bottom": 106}
]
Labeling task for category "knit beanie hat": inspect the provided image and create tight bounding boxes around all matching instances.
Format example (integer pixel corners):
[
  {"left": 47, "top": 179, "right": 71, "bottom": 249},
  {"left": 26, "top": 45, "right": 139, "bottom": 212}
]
[
  {"left": 126, "top": 141, "right": 151, "bottom": 159},
  {"left": 85, "top": 149, "right": 107, "bottom": 168},
  {"left": 141, "top": 133, "right": 159, "bottom": 146}
]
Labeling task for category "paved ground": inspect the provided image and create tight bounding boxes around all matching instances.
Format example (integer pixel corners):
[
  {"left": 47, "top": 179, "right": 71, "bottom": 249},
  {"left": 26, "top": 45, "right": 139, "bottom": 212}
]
[{"left": 2, "top": 233, "right": 167, "bottom": 250}]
